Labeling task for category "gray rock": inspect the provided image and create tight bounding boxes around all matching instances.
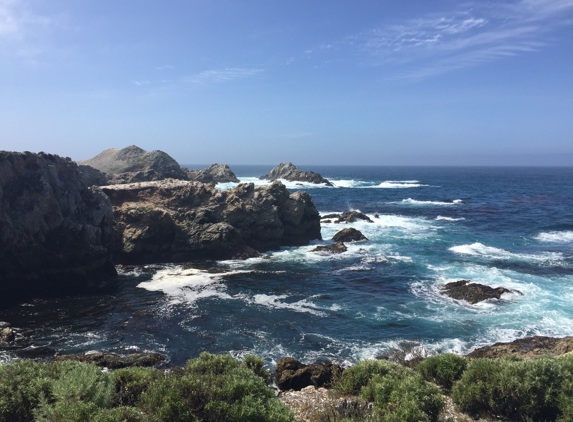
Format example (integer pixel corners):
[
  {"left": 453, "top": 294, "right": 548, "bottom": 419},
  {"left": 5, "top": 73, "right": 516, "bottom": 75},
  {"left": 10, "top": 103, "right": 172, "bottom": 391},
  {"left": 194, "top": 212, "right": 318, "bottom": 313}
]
[
  {"left": 0, "top": 151, "right": 116, "bottom": 299},
  {"left": 276, "top": 357, "right": 343, "bottom": 391},
  {"left": 311, "top": 242, "right": 347, "bottom": 254},
  {"left": 79, "top": 145, "right": 188, "bottom": 185},
  {"left": 78, "top": 164, "right": 108, "bottom": 186},
  {"left": 0, "top": 327, "right": 15, "bottom": 343},
  {"left": 103, "top": 179, "right": 321, "bottom": 263},
  {"left": 442, "top": 280, "right": 519, "bottom": 304},
  {"left": 260, "top": 162, "right": 333, "bottom": 186},
  {"left": 183, "top": 163, "right": 239, "bottom": 184},
  {"left": 332, "top": 228, "right": 368, "bottom": 242}
]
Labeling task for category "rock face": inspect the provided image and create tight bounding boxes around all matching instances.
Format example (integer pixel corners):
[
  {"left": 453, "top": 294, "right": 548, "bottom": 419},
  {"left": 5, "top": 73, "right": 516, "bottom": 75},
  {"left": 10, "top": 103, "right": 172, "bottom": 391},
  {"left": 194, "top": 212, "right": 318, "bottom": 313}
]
[
  {"left": 184, "top": 163, "right": 240, "bottom": 184},
  {"left": 275, "top": 357, "right": 343, "bottom": 391},
  {"left": 260, "top": 163, "right": 333, "bottom": 186},
  {"left": 467, "top": 336, "right": 573, "bottom": 359},
  {"left": 332, "top": 228, "right": 368, "bottom": 243},
  {"left": 311, "top": 242, "right": 347, "bottom": 254},
  {"left": 0, "top": 151, "right": 116, "bottom": 298},
  {"left": 321, "top": 211, "right": 373, "bottom": 224},
  {"left": 442, "top": 280, "right": 518, "bottom": 304},
  {"left": 103, "top": 179, "right": 321, "bottom": 263},
  {"left": 52, "top": 351, "right": 165, "bottom": 368},
  {"left": 79, "top": 145, "right": 188, "bottom": 185}
]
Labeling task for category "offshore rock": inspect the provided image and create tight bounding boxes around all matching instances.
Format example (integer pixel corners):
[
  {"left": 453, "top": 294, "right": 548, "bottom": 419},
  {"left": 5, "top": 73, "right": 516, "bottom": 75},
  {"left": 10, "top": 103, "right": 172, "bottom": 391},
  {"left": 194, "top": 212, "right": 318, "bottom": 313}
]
[
  {"left": 184, "top": 163, "right": 240, "bottom": 184},
  {"left": 0, "top": 151, "right": 116, "bottom": 299},
  {"left": 442, "top": 280, "right": 518, "bottom": 304},
  {"left": 52, "top": 351, "right": 165, "bottom": 368},
  {"left": 321, "top": 211, "right": 373, "bottom": 223},
  {"left": 276, "top": 357, "right": 343, "bottom": 391},
  {"left": 103, "top": 179, "right": 321, "bottom": 263},
  {"left": 0, "top": 324, "right": 15, "bottom": 343},
  {"left": 332, "top": 228, "right": 368, "bottom": 242},
  {"left": 79, "top": 145, "right": 188, "bottom": 185},
  {"left": 467, "top": 336, "right": 573, "bottom": 359},
  {"left": 311, "top": 242, "right": 347, "bottom": 254},
  {"left": 260, "top": 162, "right": 333, "bottom": 186}
]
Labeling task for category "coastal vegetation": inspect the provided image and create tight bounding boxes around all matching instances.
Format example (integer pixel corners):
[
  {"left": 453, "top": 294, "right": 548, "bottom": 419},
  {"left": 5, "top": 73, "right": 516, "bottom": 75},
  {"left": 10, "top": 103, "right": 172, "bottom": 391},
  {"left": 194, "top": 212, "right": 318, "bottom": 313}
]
[{"left": 1, "top": 351, "right": 573, "bottom": 421}]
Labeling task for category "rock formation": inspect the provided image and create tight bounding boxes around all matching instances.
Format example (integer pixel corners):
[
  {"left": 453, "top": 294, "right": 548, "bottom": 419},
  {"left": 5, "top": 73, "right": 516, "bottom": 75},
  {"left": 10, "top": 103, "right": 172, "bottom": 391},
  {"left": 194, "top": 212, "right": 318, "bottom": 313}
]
[
  {"left": 260, "top": 162, "right": 333, "bottom": 186},
  {"left": 311, "top": 242, "right": 348, "bottom": 254},
  {"left": 79, "top": 145, "right": 188, "bottom": 185},
  {"left": 184, "top": 163, "right": 240, "bottom": 184},
  {"left": 442, "top": 280, "right": 519, "bottom": 304},
  {"left": 0, "top": 151, "right": 116, "bottom": 299},
  {"left": 321, "top": 211, "right": 373, "bottom": 224},
  {"left": 102, "top": 179, "right": 321, "bottom": 263},
  {"left": 332, "top": 228, "right": 368, "bottom": 242},
  {"left": 467, "top": 336, "right": 573, "bottom": 359},
  {"left": 0, "top": 322, "right": 15, "bottom": 343},
  {"left": 275, "top": 357, "right": 343, "bottom": 391}
]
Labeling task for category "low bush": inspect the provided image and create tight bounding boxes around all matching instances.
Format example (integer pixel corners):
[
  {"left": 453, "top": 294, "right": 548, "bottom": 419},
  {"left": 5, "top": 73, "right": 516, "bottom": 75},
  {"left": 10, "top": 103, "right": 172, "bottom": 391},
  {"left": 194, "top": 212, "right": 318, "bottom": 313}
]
[
  {"left": 417, "top": 353, "right": 467, "bottom": 391},
  {"left": 451, "top": 356, "right": 571, "bottom": 421}
]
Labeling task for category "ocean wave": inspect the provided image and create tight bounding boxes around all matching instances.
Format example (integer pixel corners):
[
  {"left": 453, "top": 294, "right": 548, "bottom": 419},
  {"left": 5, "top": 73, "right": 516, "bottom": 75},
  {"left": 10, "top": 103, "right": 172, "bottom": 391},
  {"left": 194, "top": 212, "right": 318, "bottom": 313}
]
[
  {"left": 250, "top": 294, "right": 326, "bottom": 316},
  {"left": 397, "top": 198, "right": 464, "bottom": 206},
  {"left": 534, "top": 231, "right": 573, "bottom": 243},
  {"left": 216, "top": 178, "right": 431, "bottom": 190},
  {"left": 436, "top": 216, "right": 466, "bottom": 221},
  {"left": 376, "top": 181, "right": 429, "bottom": 189},
  {"left": 449, "top": 242, "right": 563, "bottom": 262}
]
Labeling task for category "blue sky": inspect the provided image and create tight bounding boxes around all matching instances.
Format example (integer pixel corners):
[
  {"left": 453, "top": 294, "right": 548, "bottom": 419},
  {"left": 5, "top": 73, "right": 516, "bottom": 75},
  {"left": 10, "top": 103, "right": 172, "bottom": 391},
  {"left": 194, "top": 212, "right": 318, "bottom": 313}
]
[{"left": 1, "top": 0, "right": 572, "bottom": 165}]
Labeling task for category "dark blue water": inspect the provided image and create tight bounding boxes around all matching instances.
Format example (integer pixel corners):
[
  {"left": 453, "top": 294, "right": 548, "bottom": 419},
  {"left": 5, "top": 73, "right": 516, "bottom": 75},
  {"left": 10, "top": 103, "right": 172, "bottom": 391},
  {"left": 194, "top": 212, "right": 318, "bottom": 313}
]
[{"left": 1, "top": 166, "right": 572, "bottom": 366}]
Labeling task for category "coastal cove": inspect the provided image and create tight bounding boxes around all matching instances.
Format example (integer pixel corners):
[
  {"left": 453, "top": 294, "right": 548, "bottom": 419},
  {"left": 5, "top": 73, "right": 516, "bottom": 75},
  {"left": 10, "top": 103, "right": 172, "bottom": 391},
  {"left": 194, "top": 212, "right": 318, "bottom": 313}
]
[{"left": 1, "top": 165, "right": 572, "bottom": 368}]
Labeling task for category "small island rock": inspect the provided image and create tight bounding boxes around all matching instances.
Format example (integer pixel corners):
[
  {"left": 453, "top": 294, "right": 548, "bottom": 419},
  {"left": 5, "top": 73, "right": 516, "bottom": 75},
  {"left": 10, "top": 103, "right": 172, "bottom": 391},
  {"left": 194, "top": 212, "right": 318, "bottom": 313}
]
[
  {"left": 184, "top": 163, "right": 239, "bottom": 184},
  {"left": 332, "top": 228, "right": 368, "bottom": 242},
  {"left": 260, "top": 162, "right": 333, "bottom": 186},
  {"left": 311, "top": 242, "right": 347, "bottom": 254},
  {"left": 442, "top": 280, "right": 518, "bottom": 304}
]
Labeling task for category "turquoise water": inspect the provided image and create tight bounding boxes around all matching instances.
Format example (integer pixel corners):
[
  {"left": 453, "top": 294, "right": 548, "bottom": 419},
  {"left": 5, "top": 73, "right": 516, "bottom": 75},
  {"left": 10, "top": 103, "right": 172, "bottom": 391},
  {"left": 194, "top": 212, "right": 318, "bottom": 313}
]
[{"left": 1, "top": 166, "right": 572, "bottom": 367}]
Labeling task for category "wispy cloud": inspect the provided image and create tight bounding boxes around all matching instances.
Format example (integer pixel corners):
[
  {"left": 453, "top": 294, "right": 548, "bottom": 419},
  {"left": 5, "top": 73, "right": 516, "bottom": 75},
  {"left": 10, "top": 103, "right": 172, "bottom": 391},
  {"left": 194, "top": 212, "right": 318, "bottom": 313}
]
[
  {"left": 183, "top": 68, "right": 264, "bottom": 85},
  {"left": 348, "top": 0, "right": 573, "bottom": 80}
]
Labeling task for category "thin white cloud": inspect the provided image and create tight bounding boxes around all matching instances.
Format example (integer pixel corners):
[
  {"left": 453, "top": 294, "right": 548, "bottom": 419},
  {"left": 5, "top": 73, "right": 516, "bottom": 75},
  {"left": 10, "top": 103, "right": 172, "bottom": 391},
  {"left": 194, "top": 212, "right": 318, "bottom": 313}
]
[
  {"left": 183, "top": 67, "right": 264, "bottom": 85},
  {"left": 349, "top": 0, "right": 573, "bottom": 80}
]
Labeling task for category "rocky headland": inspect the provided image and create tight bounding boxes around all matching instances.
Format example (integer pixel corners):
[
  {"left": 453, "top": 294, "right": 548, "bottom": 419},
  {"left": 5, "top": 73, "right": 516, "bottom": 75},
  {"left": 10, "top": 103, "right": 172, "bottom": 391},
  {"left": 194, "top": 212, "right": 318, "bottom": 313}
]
[
  {"left": 103, "top": 179, "right": 321, "bottom": 263},
  {"left": 260, "top": 162, "right": 333, "bottom": 186},
  {"left": 0, "top": 151, "right": 116, "bottom": 298}
]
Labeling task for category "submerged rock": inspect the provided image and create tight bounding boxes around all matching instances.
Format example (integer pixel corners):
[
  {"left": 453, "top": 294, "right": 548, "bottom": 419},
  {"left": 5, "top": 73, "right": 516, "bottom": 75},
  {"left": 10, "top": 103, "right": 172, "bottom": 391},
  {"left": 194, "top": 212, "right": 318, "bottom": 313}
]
[
  {"left": 442, "top": 280, "right": 519, "bottom": 304},
  {"left": 467, "top": 336, "right": 573, "bottom": 359},
  {"left": 332, "top": 228, "right": 368, "bottom": 243},
  {"left": 311, "top": 242, "right": 347, "bottom": 254},
  {"left": 52, "top": 351, "right": 165, "bottom": 368},
  {"left": 260, "top": 162, "right": 333, "bottom": 186},
  {"left": 0, "top": 151, "right": 116, "bottom": 299},
  {"left": 275, "top": 357, "right": 343, "bottom": 391},
  {"left": 103, "top": 179, "right": 321, "bottom": 263},
  {"left": 79, "top": 145, "right": 188, "bottom": 185}
]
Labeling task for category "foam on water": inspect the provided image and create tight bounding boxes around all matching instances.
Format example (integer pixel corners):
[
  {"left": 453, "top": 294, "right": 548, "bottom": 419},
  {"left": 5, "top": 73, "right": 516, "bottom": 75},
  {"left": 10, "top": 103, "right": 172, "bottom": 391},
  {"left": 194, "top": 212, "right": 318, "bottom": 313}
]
[
  {"left": 436, "top": 216, "right": 465, "bottom": 221},
  {"left": 250, "top": 294, "right": 326, "bottom": 316},
  {"left": 397, "top": 198, "right": 464, "bottom": 206},
  {"left": 216, "top": 177, "right": 431, "bottom": 190},
  {"left": 449, "top": 242, "right": 563, "bottom": 263},
  {"left": 535, "top": 231, "right": 573, "bottom": 243},
  {"left": 376, "top": 181, "right": 429, "bottom": 188}
]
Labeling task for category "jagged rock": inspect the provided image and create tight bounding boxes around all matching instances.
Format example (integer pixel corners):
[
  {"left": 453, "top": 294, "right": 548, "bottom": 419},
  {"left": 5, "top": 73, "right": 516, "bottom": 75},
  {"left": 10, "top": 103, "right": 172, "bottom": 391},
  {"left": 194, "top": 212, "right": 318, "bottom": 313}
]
[
  {"left": 321, "top": 213, "right": 341, "bottom": 219},
  {"left": 0, "top": 151, "right": 116, "bottom": 299},
  {"left": 52, "top": 351, "right": 165, "bottom": 368},
  {"left": 0, "top": 326, "right": 15, "bottom": 343},
  {"left": 467, "top": 336, "right": 573, "bottom": 359},
  {"left": 332, "top": 228, "right": 368, "bottom": 242},
  {"left": 103, "top": 179, "right": 321, "bottom": 263},
  {"left": 337, "top": 211, "right": 373, "bottom": 223},
  {"left": 79, "top": 145, "right": 188, "bottom": 185},
  {"left": 78, "top": 164, "right": 108, "bottom": 186},
  {"left": 260, "top": 162, "right": 333, "bottom": 186},
  {"left": 311, "top": 242, "right": 347, "bottom": 254},
  {"left": 276, "top": 357, "right": 343, "bottom": 391},
  {"left": 442, "top": 280, "right": 519, "bottom": 304},
  {"left": 183, "top": 163, "right": 239, "bottom": 184}
]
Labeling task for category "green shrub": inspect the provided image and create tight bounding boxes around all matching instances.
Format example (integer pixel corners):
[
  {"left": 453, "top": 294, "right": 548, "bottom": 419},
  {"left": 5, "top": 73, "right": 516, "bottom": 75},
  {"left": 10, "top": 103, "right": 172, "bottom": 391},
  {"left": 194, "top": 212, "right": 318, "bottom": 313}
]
[
  {"left": 113, "top": 367, "right": 163, "bottom": 406},
  {"left": 334, "top": 359, "right": 410, "bottom": 396},
  {"left": 417, "top": 354, "right": 467, "bottom": 391},
  {"left": 241, "top": 354, "right": 271, "bottom": 385},
  {"left": 451, "top": 356, "right": 565, "bottom": 421}
]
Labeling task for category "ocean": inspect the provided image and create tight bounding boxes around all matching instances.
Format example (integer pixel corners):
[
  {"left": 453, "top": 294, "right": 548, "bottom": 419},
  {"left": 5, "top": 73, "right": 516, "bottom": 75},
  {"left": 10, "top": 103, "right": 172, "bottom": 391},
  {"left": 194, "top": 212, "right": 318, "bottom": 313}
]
[{"left": 1, "top": 166, "right": 572, "bottom": 368}]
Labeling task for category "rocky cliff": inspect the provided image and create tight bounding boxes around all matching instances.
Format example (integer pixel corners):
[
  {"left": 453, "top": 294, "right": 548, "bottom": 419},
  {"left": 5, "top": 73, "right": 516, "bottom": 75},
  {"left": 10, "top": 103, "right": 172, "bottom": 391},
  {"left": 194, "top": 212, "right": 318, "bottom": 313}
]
[
  {"left": 79, "top": 145, "right": 188, "bottom": 185},
  {"left": 260, "top": 162, "right": 333, "bottom": 186},
  {"left": 183, "top": 163, "right": 240, "bottom": 184},
  {"left": 103, "top": 179, "right": 321, "bottom": 263},
  {"left": 0, "top": 151, "right": 116, "bottom": 298}
]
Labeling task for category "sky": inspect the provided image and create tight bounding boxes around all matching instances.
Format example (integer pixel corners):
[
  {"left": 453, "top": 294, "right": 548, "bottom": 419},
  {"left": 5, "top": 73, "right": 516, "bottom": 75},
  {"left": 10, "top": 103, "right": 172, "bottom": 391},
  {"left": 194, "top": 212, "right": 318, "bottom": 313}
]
[{"left": 1, "top": 0, "right": 572, "bottom": 166}]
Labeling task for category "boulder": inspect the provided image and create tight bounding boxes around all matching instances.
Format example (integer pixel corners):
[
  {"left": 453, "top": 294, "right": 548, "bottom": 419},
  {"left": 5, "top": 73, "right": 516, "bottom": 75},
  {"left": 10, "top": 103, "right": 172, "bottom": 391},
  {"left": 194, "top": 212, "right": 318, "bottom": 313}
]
[
  {"left": 0, "top": 151, "right": 116, "bottom": 299},
  {"left": 467, "top": 336, "right": 573, "bottom": 359},
  {"left": 103, "top": 179, "right": 321, "bottom": 264},
  {"left": 442, "top": 280, "right": 519, "bottom": 304},
  {"left": 183, "top": 163, "right": 239, "bottom": 184},
  {"left": 275, "top": 357, "right": 343, "bottom": 391},
  {"left": 51, "top": 351, "right": 165, "bottom": 368},
  {"left": 337, "top": 211, "right": 373, "bottom": 223},
  {"left": 0, "top": 325, "right": 15, "bottom": 343},
  {"left": 311, "top": 242, "right": 347, "bottom": 254},
  {"left": 260, "top": 162, "right": 333, "bottom": 186},
  {"left": 78, "top": 164, "right": 108, "bottom": 187},
  {"left": 79, "top": 145, "right": 188, "bottom": 185},
  {"left": 332, "top": 228, "right": 368, "bottom": 242}
]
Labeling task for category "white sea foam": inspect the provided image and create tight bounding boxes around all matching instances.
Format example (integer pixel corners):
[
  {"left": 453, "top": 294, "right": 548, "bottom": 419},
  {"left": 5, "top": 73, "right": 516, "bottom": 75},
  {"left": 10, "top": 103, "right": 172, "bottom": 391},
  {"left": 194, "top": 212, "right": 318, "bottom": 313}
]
[
  {"left": 376, "top": 181, "right": 429, "bottom": 188},
  {"left": 398, "top": 198, "right": 463, "bottom": 206},
  {"left": 250, "top": 294, "right": 326, "bottom": 316},
  {"left": 436, "top": 216, "right": 465, "bottom": 221},
  {"left": 449, "top": 242, "right": 563, "bottom": 263},
  {"left": 534, "top": 231, "right": 573, "bottom": 243},
  {"left": 217, "top": 177, "right": 431, "bottom": 190}
]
